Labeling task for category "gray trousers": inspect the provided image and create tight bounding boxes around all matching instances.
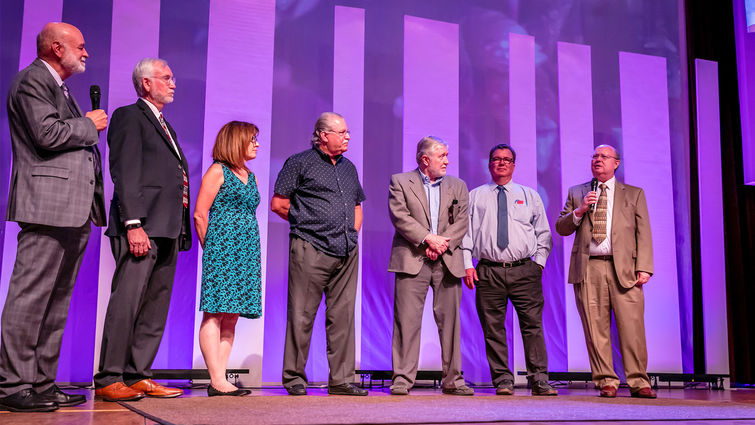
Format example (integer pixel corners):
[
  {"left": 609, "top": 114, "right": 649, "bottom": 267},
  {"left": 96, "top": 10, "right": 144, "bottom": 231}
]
[
  {"left": 0, "top": 221, "right": 91, "bottom": 397},
  {"left": 391, "top": 260, "right": 464, "bottom": 390},
  {"left": 282, "top": 236, "right": 358, "bottom": 388},
  {"left": 475, "top": 259, "right": 548, "bottom": 385},
  {"left": 94, "top": 236, "right": 179, "bottom": 388}
]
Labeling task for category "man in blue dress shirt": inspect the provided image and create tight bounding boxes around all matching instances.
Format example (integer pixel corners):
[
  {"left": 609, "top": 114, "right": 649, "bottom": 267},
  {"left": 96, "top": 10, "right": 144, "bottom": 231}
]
[
  {"left": 461, "top": 143, "right": 557, "bottom": 396},
  {"left": 271, "top": 112, "right": 367, "bottom": 396}
]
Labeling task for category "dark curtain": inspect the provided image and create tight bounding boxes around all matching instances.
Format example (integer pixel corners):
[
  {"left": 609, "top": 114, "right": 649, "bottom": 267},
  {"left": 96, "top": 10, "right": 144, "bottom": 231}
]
[{"left": 685, "top": 0, "right": 755, "bottom": 385}]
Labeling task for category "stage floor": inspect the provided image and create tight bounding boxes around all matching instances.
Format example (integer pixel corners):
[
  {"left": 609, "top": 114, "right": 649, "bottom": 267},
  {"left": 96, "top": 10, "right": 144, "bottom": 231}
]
[{"left": 2, "top": 385, "right": 754, "bottom": 425}]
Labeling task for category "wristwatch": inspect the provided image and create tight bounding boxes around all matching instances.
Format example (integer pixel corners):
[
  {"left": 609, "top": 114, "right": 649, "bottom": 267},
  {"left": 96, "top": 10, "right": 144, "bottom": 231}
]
[{"left": 125, "top": 223, "right": 142, "bottom": 231}]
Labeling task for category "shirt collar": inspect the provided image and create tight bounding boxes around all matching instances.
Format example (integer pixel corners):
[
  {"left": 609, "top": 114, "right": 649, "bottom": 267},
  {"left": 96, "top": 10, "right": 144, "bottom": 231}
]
[
  {"left": 313, "top": 146, "right": 342, "bottom": 164},
  {"left": 490, "top": 180, "right": 515, "bottom": 191},
  {"left": 418, "top": 168, "right": 443, "bottom": 186},
  {"left": 598, "top": 176, "right": 616, "bottom": 191},
  {"left": 140, "top": 97, "right": 162, "bottom": 120},
  {"left": 39, "top": 59, "right": 63, "bottom": 88}
]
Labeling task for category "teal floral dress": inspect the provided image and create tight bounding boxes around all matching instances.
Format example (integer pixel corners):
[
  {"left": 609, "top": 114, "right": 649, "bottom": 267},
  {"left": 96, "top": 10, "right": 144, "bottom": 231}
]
[{"left": 200, "top": 163, "right": 262, "bottom": 319}]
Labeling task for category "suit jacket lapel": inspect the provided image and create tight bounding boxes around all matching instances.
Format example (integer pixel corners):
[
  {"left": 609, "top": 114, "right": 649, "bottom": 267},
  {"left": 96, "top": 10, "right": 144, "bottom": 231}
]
[
  {"left": 137, "top": 99, "right": 182, "bottom": 161},
  {"left": 438, "top": 178, "right": 450, "bottom": 234},
  {"left": 408, "top": 170, "right": 431, "bottom": 227},
  {"left": 68, "top": 92, "right": 84, "bottom": 117},
  {"left": 612, "top": 180, "right": 626, "bottom": 236}
]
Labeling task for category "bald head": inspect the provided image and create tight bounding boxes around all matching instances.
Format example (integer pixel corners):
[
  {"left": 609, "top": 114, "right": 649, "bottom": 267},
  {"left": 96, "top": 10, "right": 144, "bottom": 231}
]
[{"left": 36, "top": 22, "right": 87, "bottom": 79}]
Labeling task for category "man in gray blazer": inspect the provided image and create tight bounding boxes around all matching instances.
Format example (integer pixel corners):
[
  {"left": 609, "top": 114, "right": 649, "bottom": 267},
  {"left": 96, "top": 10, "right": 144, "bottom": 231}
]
[
  {"left": 388, "top": 136, "right": 471, "bottom": 396},
  {"left": 0, "top": 22, "right": 107, "bottom": 412},
  {"left": 555, "top": 144, "right": 655, "bottom": 399}
]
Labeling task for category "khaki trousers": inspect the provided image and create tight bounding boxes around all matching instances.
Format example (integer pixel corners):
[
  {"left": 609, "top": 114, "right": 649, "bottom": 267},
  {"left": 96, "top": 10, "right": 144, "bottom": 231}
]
[{"left": 573, "top": 257, "right": 650, "bottom": 390}]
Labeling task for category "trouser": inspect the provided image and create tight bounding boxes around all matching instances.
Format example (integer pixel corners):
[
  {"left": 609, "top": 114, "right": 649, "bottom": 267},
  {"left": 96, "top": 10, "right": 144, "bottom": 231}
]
[
  {"left": 94, "top": 236, "right": 179, "bottom": 387},
  {"left": 475, "top": 259, "right": 549, "bottom": 385},
  {"left": 282, "top": 236, "right": 359, "bottom": 388},
  {"left": 391, "top": 259, "right": 464, "bottom": 390},
  {"left": 573, "top": 257, "right": 650, "bottom": 390},
  {"left": 0, "top": 221, "right": 91, "bottom": 396}
]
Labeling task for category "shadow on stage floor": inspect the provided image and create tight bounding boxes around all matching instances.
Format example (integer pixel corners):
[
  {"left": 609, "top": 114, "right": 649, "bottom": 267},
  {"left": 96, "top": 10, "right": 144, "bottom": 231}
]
[{"left": 2, "top": 385, "right": 755, "bottom": 425}]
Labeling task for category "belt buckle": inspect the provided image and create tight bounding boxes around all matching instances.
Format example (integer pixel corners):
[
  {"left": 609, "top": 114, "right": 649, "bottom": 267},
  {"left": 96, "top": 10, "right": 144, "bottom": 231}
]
[{"left": 502, "top": 260, "right": 513, "bottom": 268}]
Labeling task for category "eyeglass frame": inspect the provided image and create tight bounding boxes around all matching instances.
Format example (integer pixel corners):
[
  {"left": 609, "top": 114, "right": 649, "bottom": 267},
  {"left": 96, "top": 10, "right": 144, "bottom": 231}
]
[
  {"left": 151, "top": 74, "right": 176, "bottom": 85},
  {"left": 323, "top": 129, "right": 350, "bottom": 138},
  {"left": 591, "top": 153, "right": 619, "bottom": 161},
  {"left": 490, "top": 156, "right": 515, "bottom": 165}
]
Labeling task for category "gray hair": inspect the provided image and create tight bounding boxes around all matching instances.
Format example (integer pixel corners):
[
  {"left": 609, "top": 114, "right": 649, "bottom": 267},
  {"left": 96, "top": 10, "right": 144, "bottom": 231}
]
[
  {"left": 415, "top": 136, "right": 448, "bottom": 164},
  {"left": 132, "top": 58, "right": 168, "bottom": 97},
  {"left": 310, "top": 112, "right": 344, "bottom": 147}
]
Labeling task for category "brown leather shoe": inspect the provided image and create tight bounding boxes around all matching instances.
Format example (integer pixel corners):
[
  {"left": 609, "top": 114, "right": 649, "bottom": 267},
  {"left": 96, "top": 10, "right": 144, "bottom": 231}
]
[
  {"left": 630, "top": 387, "right": 657, "bottom": 399},
  {"left": 130, "top": 379, "right": 183, "bottom": 398},
  {"left": 599, "top": 385, "right": 617, "bottom": 398},
  {"left": 95, "top": 382, "right": 145, "bottom": 402}
]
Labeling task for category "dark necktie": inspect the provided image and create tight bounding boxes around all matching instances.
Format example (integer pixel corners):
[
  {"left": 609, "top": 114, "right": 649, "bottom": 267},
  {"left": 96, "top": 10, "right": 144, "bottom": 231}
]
[{"left": 497, "top": 185, "right": 508, "bottom": 250}]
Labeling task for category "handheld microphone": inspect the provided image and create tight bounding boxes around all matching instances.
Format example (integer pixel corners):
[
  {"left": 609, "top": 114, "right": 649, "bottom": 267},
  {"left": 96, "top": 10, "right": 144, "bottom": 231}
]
[
  {"left": 590, "top": 177, "right": 598, "bottom": 212},
  {"left": 90, "top": 85, "right": 101, "bottom": 110}
]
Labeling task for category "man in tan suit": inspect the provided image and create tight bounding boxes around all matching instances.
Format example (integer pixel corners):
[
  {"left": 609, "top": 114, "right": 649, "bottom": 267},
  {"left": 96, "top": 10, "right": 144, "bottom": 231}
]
[
  {"left": 556, "top": 145, "right": 656, "bottom": 399},
  {"left": 388, "top": 136, "right": 471, "bottom": 396}
]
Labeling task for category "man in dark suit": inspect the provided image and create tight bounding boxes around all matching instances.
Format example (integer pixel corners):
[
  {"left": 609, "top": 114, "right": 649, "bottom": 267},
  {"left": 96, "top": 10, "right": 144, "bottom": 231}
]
[
  {"left": 94, "top": 58, "right": 190, "bottom": 402},
  {"left": 555, "top": 144, "right": 656, "bottom": 399},
  {"left": 0, "top": 22, "right": 107, "bottom": 412},
  {"left": 387, "top": 136, "right": 472, "bottom": 396}
]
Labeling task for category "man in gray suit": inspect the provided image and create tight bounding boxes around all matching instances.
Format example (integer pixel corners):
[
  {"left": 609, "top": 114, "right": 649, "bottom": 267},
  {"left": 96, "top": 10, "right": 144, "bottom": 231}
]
[
  {"left": 388, "top": 136, "right": 472, "bottom": 396},
  {"left": 0, "top": 22, "right": 107, "bottom": 412}
]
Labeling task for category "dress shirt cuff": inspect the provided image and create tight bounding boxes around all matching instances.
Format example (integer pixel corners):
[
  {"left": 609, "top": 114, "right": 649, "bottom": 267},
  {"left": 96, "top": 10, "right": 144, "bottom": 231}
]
[
  {"left": 124, "top": 219, "right": 141, "bottom": 226},
  {"left": 533, "top": 255, "right": 547, "bottom": 268},
  {"left": 462, "top": 249, "right": 474, "bottom": 270},
  {"left": 572, "top": 212, "right": 583, "bottom": 225}
]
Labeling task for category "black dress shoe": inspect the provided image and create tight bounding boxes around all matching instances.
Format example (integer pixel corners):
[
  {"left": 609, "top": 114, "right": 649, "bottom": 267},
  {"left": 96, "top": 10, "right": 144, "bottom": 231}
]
[
  {"left": 328, "top": 383, "right": 368, "bottom": 396},
  {"left": 285, "top": 384, "right": 307, "bottom": 396},
  {"left": 0, "top": 388, "right": 59, "bottom": 412},
  {"left": 38, "top": 385, "right": 87, "bottom": 407},
  {"left": 207, "top": 384, "right": 251, "bottom": 397}
]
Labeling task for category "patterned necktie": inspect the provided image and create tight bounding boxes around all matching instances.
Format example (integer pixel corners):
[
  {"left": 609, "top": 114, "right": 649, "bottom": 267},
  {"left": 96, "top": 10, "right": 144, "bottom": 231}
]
[
  {"left": 159, "top": 114, "right": 188, "bottom": 208},
  {"left": 592, "top": 183, "right": 608, "bottom": 244},
  {"left": 497, "top": 185, "right": 509, "bottom": 250}
]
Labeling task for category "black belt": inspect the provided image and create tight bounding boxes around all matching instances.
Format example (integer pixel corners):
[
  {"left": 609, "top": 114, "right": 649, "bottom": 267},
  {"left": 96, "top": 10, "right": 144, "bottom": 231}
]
[
  {"left": 589, "top": 255, "right": 613, "bottom": 261},
  {"left": 479, "top": 258, "right": 530, "bottom": 268}
]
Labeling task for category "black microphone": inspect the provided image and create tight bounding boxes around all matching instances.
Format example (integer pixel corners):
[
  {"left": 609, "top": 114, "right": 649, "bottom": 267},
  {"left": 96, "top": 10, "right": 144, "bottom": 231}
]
[
  {"left": 590, "top": 177, "right": 598, "bottom": 212},
  {"left": 90, "top": 85, "right": 101, "bottom": 110}
]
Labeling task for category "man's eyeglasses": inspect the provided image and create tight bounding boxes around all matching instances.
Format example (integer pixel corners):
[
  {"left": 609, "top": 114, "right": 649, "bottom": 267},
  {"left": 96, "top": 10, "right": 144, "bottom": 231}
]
[
  {"left": 325, "top": 130, "right": 350, "bottom": 137},
  {"left": 152, "top": 75, "right": 176, "bottom": 85},
  {"left": 591, "top": 154, "right": 618, "bottom": 160},
  {"left": 491, "top": 157, "right": 515, "bottom": 165}
]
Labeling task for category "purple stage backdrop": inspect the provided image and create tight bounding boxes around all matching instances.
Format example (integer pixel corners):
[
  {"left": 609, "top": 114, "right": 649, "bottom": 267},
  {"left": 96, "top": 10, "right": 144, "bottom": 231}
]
[{"left": 0, "top": 0, "right": 708, "bottom": 386}]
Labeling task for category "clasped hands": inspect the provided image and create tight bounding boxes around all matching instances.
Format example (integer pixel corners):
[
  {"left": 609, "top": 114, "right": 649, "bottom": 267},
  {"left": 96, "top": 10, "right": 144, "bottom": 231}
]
[{"left": 424, "top": 233, "right": 450, "bottom": 262}]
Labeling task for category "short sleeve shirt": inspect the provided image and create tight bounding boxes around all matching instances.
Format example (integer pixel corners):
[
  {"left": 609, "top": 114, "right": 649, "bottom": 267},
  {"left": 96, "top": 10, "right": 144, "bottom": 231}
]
[{"left": 274, "top": 146, "right": 366, "bottom": 257}]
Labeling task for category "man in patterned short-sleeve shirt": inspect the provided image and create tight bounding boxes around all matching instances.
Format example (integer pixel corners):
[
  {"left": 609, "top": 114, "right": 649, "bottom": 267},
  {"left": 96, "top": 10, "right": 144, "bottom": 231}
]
[{"left": 272, "top": 112, "right": 367, "bottom": 396}]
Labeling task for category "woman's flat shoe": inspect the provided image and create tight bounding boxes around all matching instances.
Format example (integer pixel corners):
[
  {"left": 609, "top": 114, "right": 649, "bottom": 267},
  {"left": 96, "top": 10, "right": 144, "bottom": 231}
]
[{"left": 207, "top": 384, "right": 251, "bottom": 397}]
